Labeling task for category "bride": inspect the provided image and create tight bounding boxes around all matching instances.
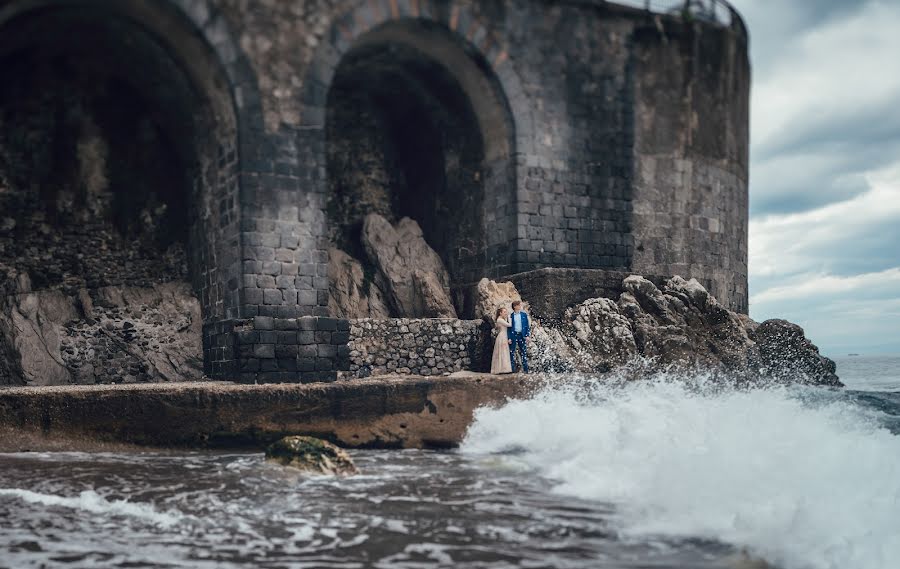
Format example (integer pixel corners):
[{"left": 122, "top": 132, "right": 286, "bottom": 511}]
[{"left": 490, "top": 307, "right": 513, "bottom": 374}]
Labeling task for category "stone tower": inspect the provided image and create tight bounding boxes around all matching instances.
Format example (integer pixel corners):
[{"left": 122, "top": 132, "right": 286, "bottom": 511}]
[{"left": 0, "top": 0, "right": 749, "bottom": 383}]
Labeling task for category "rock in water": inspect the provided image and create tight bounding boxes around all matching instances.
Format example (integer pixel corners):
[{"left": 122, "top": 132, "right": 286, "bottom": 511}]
[
  {"left": 361, "top": 213, "right": 456, "bottom": 318},
  {"left": 327, "top": 247, "right": 391, "bottom": 319},
  {"left": 753, "top": 319, "right": 841, "bottom": 386},
  {"left": 534, "top": 275, "right": 841, "bottom": 386},
  {"left": 265, "top": 436, "right": 359, "bottom": 475}
]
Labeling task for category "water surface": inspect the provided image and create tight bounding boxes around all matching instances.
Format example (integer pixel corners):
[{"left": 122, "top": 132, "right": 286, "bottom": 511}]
[{"left": 2, "top": 356, "right": 899, "bottom": 569}]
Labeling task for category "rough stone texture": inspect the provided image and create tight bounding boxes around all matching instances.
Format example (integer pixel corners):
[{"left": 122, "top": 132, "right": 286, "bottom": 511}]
[
  {"left": 361, "top": 214, "right": 456, "bottom": 318},
  {"left": 630, "top": 16, "right": 751, "bottom": 313},
  {"left": 264, "top": 435, "right": 358, "bottom": 475},
  {"left": 0, "top": 282, "right": 203, "bottom": 386},
  {"left": 347, "top": 318, "right": 487, "bottom": 378},
  {"left": 327, "top": 247, "right": 390, "bottom": 319},
  {"left": 0, "top": 0, "right": 750, "bottom": 381},
  {"left": 469, "top": 277, "right": 528, "bottom": 324},
  {"left": 753, "top": 320, "right": 840, "bottom": 386},
  {"left": 501, "top": 267, "right": 668, "bottom": 322},
  {"left": 0, "top": 375, "right": 541, "bottom": 450},
  {"left": 535, "top": 275, "right": 840, "bottom": 386},
  {"left": 205, "top": 316, "right": 351, "bottom": 384}
]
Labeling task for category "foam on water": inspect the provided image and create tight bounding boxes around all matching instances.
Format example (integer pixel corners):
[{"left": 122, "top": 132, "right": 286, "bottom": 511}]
[
  {"left": 0, "top": 488, "right": 184, "bottom": 527},
  {"left": 461, "top": 375, "right": 900, "bottom": 569}
]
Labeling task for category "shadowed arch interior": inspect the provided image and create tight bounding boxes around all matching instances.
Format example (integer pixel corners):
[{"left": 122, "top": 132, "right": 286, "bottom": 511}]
[
  {"left": 325, "top": 20, "right": 517, "bottom": 314},
  {"left": 0, "top": 2, "right": 238, "bottom": 320}
]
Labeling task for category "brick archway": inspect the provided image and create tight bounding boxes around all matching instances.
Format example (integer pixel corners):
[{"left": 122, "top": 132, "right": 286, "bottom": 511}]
[
  {"left": 0, "top": 0, "right": 265, "bottom": 381},
  {"left": 302, "top": 3, "right": 536, "bottom": 295}
]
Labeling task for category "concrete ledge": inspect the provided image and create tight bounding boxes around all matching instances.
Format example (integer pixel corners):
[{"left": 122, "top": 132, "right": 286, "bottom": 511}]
[{"left": 0, "top": 374, "right": 543, "bottom": 451}]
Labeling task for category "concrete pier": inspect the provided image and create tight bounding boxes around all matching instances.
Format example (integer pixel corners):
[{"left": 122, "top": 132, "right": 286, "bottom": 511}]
[{"left": 0, "top": 374, "right": 542, "bottom": 452}]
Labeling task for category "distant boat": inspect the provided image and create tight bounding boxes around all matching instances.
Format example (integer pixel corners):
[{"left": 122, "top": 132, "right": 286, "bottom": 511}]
[{"left": 848, "top": 353, "right": 860, "bottom": 357}]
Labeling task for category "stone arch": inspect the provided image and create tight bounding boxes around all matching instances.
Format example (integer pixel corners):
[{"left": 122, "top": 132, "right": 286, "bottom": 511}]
[
  {"left": 0, "top": 0, "right": 263, "bottom": 382},
  {"left": 0, "top": 0, "right": 264, "bottom": 319},
  {"left": 302, "top": 3, "right": 534, "bottom": 317}
]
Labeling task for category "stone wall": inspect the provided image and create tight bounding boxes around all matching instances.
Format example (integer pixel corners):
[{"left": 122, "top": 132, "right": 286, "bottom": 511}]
[
  {"left": 630, "top": 17, "right": 751, "bottom": 312},
  {"left": 347, "top": 319, "right": 489, "bottom": 378},
  {"left": 0, "top": 0, "right": 750, "bottom": 383},
  {"left": 204, "top": 316, "right": 350, "bottom": 383}
]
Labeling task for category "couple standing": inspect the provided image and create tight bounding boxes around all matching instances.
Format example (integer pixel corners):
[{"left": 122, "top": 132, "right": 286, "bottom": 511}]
[{"left": 490, "top": 300, "right": 530, "bottom": 374}]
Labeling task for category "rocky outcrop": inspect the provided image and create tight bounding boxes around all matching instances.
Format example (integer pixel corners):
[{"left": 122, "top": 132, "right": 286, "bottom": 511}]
[
  {"left": 0, "top": 281, "right": 203, "bottom": 385},
  {"left": 753, "top": 319, "right": 840, "bottom": 386},
  {"left": 484, "top": 275, "right": 841, "bottom": 386},
  {"left": 265, "top": 435, "right": 358, "bottom": 475},
  {"left": 327, "top": 248, "right": 391, "bottom": 319},
  {"left": 355, "top": 214, "right": 456, "bottom": 318}
]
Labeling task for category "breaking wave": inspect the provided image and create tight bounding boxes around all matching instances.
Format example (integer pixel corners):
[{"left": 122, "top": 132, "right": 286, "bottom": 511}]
[
  {"left": 0, "top": 488, "right": 184, "bottom": 527},
  {"left": 461, "top": 373, "right": 900, "bottom": 569}
]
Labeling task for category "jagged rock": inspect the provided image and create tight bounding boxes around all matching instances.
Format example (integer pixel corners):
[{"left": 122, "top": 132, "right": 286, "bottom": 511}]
[
  {"left": 535, "top": 275, "right": 839, "bottom": 386},
  {"left": 0, "top": 282, "right": 202, "bottom": 385},
  {"left": 0, "top": 290, "right": 79, "bottom": 385},
  {"left": 265, "top": 435, "right": 358, "bottom": 475},
  {"left": 472, "top": 278, "right": 528, "bottom": 324},
  {"left": 752, "top": 319, "right": 841, "bottom": 386},
  {"left": 361, "top": 214, "right": 456, "bottom": 318},
  {"left": 563, "top": 297, "right": 637, "bottom": 370},
  {"left": 327, "top": 247, "right": 390, "bottom": 319}
]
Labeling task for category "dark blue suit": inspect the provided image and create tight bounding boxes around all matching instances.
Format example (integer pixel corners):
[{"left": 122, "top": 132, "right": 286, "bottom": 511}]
[{"left": 507, "top": 311, "right": 530, "bottom": 372}]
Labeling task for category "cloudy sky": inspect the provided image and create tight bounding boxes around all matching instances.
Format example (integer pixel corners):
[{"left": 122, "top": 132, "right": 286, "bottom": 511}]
[{"left": 727, "top": 0, "right": 900, "bottom": 356}]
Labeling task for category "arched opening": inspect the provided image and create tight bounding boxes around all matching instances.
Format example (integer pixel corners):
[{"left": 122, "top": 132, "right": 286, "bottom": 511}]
[
  {"left": 0, "top": 2, "right": 239, "bottom": 385},
  {"left": 325, "top": 20, "right": 516, "bottom": 319}
]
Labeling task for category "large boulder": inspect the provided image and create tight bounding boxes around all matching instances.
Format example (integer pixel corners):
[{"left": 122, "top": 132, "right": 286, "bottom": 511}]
[
  {"left": 752, "top": 319, "right": 841, "bottom": 386},
  {"left": 265, "top": 435, "right": 358, "bottom": 475},
  {"left": 0, "top": 288, "right": 79, "bottom": 385},
  {"left": 361, "top": 214, "right": 456, "bottom": 318},
  {"left": 327, "top": 247, "right": 390, "bottom": 319},
  {"left": 618, "top": 275, "right": 759, "bottom": 370}
]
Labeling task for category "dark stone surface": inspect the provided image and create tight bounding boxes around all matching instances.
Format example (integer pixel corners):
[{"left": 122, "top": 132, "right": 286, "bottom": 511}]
[
  {"left": 498, "top": 268, "right": 669, "bottom": 323},
  {"left": 0, "top": 0, "right": 750, "bottom": 383}
]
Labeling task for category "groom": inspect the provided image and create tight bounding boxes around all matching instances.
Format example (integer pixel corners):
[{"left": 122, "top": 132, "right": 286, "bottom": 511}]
[{"left": 507, "top": 300, "right": 530, "bottom": 373}]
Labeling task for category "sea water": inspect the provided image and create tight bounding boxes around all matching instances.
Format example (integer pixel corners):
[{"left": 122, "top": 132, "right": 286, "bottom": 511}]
[{"left": 1, "top": 355, "right": 898, "bottom": 569}]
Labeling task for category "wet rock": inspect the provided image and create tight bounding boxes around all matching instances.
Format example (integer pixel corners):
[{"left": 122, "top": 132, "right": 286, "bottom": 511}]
[
  {"left": 361, "top": 214, "right": 456, "bottom": 318},
  {"left": 265, "top": 435, "right": 358, "bottom": 475},
  {"left": 752, "top": 319, "right": 841, "bottom": 386},
  {"left": 531, "top": 275, "right": 839, "bottom": 386},
  {"left": 562, "top": 297, "right": 637, "bottom": 371}
]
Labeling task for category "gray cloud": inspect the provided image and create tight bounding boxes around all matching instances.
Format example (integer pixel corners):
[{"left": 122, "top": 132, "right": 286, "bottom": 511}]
[{"left": 724, "top": 0, "right": 900, "bottom": 355}]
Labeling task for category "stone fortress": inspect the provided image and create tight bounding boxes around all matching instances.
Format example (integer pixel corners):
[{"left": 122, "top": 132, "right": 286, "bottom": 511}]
[{"left": 0, "top": 0, "right": 753, "bottom": 385}]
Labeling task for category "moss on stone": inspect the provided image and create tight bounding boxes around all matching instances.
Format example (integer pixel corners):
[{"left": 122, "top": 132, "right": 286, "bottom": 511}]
[{"left": 264, "top": 435, "right": 358, "bottom": 475}]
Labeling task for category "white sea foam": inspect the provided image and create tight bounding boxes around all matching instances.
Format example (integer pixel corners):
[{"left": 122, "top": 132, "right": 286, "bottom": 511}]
[
  {"left": 0, "top": 488, "right": 184, "bottom": 527},
  {"left": 461, "top": 376, "right": 900, "bottom": 569}
]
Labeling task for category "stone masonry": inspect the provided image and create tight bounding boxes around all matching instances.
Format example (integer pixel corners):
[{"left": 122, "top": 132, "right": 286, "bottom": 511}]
[
  {"left": 0, "top": 0, "right": 750, "bottom": 383},
  {"left": 347, "top": 319, "right": 487, "bottom": 378}
]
